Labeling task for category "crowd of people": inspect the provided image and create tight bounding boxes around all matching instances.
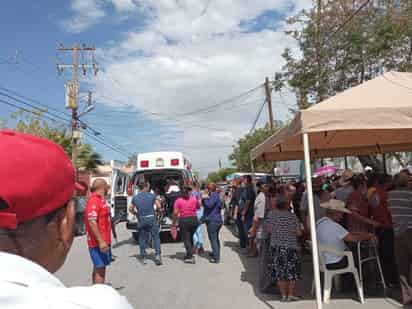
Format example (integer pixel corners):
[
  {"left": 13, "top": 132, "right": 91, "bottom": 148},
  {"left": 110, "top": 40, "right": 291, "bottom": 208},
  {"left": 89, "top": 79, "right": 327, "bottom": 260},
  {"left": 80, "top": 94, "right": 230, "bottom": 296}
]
[
  {"left": 226, "top": 168, "right": 412, "bottom": 306},
  {"left": 3, "top": 129, "right": 412, "bottom": 308},
  {"left": 0, "top": 130, "right": 225, "bottom": 308},
  {"left": 130, "top": 180, "right": 224, "bottom": 265}
]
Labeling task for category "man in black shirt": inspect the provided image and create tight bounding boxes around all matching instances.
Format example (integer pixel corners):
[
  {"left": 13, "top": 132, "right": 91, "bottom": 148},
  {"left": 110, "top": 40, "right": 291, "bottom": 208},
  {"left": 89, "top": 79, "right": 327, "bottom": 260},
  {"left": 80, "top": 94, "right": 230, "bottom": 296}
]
[{"left": 241, "top": 175, "right": 256, "bottom": 255}]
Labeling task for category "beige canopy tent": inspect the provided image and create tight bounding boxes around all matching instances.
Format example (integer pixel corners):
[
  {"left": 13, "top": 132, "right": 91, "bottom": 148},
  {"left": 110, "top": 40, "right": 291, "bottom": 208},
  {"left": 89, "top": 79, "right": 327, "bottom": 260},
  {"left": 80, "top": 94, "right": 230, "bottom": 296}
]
[
  {"left": 252, "top": 71, "right": 412, "bottom": 163},
  {"left": 251, "top": 71, "right": 412, "bottom": 309}
]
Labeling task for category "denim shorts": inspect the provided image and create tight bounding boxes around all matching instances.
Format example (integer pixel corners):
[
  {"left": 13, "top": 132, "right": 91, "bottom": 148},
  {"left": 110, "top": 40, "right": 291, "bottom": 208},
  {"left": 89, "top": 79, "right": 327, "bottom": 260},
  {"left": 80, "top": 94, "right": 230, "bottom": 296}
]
[{"left": 89, "top": 247, "right": 112, "bottom": 268}]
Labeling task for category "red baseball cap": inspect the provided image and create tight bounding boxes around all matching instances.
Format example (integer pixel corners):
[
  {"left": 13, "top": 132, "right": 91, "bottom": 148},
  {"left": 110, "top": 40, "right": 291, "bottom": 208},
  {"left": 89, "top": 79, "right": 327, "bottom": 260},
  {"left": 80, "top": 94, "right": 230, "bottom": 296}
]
[{"left": 0, "top": 130, "right": 77, "bottom": 229}]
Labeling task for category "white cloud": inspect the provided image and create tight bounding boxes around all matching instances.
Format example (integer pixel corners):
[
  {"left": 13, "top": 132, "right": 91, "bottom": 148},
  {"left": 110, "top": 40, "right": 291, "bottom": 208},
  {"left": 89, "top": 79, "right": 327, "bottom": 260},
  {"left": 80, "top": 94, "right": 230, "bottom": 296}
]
[
  {"left": 108, "top": 0, "right": 137, "bottom": 12},
  {"left": 87, "top": 0, "right": 312, "bottom": 175},
  {"left": 62, "top": 0, "right": 106, "bottom": 33}
]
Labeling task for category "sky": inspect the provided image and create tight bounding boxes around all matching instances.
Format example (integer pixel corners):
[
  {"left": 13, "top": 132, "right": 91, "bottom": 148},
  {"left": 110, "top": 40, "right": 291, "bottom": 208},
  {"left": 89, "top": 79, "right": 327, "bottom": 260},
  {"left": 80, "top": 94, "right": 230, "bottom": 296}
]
[{"left": 0, "top": 0, "right": 311, "bottom": 176}]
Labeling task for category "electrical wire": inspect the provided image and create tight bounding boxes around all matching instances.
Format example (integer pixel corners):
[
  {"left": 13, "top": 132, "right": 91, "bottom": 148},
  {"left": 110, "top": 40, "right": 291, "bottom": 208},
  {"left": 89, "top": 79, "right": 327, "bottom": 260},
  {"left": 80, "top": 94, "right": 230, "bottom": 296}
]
[
  {"left": 82, "top": 129, "right": 131, "bottom": 158},
  {"left": 0, "top": 97, "right": 130, "bottom": 158},
  {"left": 0, "top": 86, "right": 72, "bottom": 119},
  {"left": 89, "top": 94, "right": 265, "bottom": 118},
  {"left": 249, "top": 100, "right": 267, "bottom": 134},
  {"left": 0, "top": 88, "right": 129, "bottom": 155},
  {"left": 102, "top": 74, "right": 264, "bottom": 122},
  {"left": 85, "top": 96, "right": 265, "bottom": 128},
  {"left": 0, "top": 97, "right": 129, "bottom": 157},
  {"left": 0, "top": 91, "right": 70, "bottom": 124},
  {"left": 95, "top": 93, "right": 230, "bottom": 132},
  {"left": 328, "top": 0, "right": 371, "bottom": 39},
  {"left": 0, "top": 98, "right": 68, "bottom": 125},
  {"left": 178, "top": 84, "right": 264, "bottom": 116}
]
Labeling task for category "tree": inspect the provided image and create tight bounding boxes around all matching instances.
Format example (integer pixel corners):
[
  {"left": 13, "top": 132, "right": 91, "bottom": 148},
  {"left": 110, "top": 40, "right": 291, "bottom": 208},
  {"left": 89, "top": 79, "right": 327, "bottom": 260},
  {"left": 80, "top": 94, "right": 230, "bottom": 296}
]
[
  {"left": 274, "top": 0, "right": 412, "bottom": 172},
  {"left": 127, "top": 153, "right": 137, "bottom": 167},
  {"left": 229, "top": 126, "right": 277, "bottom": 173},
  {"left": 2, "top": 111, "right": 103, "bottom": 172},
  {"left": 77, "top": 143, "right": 103, "bottom": 172},
  {"left": 206, "top": 167, "right": 237, "bottom": 183},
  {"left": 2, "top": 111, "right": 73, "bottom": 153}
]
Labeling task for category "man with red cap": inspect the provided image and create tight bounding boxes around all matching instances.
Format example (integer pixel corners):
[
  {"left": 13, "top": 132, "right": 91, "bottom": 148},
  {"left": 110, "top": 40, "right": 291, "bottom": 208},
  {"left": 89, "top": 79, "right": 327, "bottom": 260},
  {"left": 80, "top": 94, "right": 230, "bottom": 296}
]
[
  {"left": 0, "top": 130, "right": 132, "bottom": 308},
  {"left": 85, "top": 178, "right": 113, "bottom": 284}
]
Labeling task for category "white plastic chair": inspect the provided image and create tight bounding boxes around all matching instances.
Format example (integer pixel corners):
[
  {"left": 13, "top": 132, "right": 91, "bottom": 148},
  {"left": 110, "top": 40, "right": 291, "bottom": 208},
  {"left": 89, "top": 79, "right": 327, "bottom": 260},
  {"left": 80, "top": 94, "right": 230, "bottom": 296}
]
[{"left": 313, "top": 245, "right": 365, "bottom": 304}]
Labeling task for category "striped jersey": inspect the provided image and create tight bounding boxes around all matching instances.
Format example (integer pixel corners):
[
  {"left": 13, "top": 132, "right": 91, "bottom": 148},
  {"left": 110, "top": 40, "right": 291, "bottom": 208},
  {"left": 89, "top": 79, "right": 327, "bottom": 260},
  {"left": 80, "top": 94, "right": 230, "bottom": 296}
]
[{"left": 387, "top": 189, "right": 412, "bottom": 236}]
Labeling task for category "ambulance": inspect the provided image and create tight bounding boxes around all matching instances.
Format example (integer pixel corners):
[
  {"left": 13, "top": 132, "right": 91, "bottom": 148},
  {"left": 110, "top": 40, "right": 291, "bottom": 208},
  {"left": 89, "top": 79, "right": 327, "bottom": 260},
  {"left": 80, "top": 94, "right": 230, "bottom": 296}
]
[{"left": 126, "top": 152, "right": 195, "bottom": 240}]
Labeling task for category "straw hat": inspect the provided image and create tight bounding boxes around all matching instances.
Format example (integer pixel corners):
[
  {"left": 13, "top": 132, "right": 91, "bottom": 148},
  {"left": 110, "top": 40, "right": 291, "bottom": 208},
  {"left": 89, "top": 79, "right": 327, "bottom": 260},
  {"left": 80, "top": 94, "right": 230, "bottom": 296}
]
[
  {"left": 320, "top": 199, "right": 351, "bottom": 214},
  {"left": 339, "top": 170, "right": 354, "bottom": 186}
]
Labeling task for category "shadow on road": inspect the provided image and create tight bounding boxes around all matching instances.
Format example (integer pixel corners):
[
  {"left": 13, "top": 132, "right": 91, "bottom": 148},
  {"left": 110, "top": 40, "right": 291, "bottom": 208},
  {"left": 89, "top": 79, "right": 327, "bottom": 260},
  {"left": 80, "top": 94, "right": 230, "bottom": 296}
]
[
  {"left": 224, "top": 224, "right": 401, "bottom": 308},
  {"left": 113, "top": 237, "right": 135, "bottom": 249},
  {"left": 224, "top": 238, "right": 277, "bottom": 309},
  {"left": 164, "top": 252, "right": 186, "bottom": 261}
]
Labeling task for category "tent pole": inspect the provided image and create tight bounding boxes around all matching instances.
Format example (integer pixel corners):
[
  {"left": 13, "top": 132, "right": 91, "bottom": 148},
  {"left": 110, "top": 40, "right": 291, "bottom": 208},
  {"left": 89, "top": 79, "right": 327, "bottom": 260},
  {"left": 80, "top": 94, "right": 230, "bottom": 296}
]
[{"left": 303, "top": 133, "right": 323, "bottom": 309}]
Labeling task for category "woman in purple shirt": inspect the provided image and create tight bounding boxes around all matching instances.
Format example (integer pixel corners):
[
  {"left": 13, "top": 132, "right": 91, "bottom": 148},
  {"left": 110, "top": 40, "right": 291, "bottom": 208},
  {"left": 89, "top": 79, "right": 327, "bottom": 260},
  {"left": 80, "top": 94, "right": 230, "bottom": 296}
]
[{"left": 202, "top": 183, "right": 223, "bottom": 263}]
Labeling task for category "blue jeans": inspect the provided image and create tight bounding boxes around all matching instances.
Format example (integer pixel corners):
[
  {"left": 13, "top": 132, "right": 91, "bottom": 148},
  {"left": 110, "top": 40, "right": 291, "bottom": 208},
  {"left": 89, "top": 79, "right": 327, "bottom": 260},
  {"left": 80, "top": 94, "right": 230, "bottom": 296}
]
[
  {"left": 193, "top": 208, "right": 204, "bottom": 248},
  {"left": 236, "top": 214, "right": 247, "bottom": 249},
  {"left": 243, "top": 215, "right": 253, "bottom": 237},
  {"left": 138, "top": 216, "right": 161, "bottom": 256},
  {"left": 206, "top": 220, "right": 223, "bottom": 261}
]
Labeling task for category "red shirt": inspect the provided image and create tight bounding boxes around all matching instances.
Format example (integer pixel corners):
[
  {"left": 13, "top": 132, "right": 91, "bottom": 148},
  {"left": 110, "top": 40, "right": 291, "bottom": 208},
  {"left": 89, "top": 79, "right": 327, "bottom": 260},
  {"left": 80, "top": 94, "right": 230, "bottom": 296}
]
[
  {"left": 175, "top": 197, "right": 198, "bottom": 218},
  {"left": 85, "top": 192, "right": 112, "bottom": 248},
  {"left": 371, "top": 187, "right": 393, "bottom": 229},
  {"left": 347, "top": 190, "right": 371, "bottom": 233}
]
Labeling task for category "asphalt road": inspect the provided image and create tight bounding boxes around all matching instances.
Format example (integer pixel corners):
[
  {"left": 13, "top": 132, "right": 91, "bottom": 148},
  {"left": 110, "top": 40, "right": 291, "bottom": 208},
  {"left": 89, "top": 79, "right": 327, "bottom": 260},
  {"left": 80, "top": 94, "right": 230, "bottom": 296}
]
[
  {"left": 56, "top": 223, "right": 278, "bottom": 309},
  {"left": 56, "top": 224, "right": 398, "bottom": 309}
]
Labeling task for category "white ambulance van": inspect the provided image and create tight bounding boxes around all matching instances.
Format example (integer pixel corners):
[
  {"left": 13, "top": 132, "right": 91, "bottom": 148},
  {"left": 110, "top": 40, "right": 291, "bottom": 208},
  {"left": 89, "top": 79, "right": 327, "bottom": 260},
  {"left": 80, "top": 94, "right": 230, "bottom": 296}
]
[{"left": 126, "top": 152, "right": 195, "bottom": 240}]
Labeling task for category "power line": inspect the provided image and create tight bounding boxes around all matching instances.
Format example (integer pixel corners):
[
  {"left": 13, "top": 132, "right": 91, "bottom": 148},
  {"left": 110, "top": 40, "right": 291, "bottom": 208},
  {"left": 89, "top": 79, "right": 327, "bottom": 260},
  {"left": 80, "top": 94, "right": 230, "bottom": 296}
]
[
  {"left": 97, "top": 74, "right": 261, "bottom": 132},
  {"left": 0, "top": 91, "right": 70, "bottom": 124},
  {"left": 0, "top": 98, "right": 68, "bottom": 125},
  {"left": 95, "top": 93, "right": 230, "bottom": 132},
  {"left": 82, "top": 129, "right": 131, "bottom": 158},
  {"left": 0, "top": 85, "right": 72, "bottom": 118},
  {"left": 179, "top": 84, "right": 263, "bottom": 116},
  {"left": 82, "top": 125, "right": 131, "bottom": 153},
  {"left": 103, "top": 72, "right": 263, "bottom": 117},
  {"left": 0, "top": 87, "right": 129, "bottom": 155},
  {"left": 329, "top": 0, "right": 371, "bottom": 39},
  {"left": 197, "top": 96, "right": 265, "bottom": 115},
  {"left": 249, "top": 100, "right": 266, "bottom": 134},
  {"left": 0, "top": 97, "right": 129, "bottom": 157},
  {"left": 0, "top": 92, "right": 130, "bottom": 153},
  {"left": 85, "top": 96, "right": 265, "bottom": 127}
]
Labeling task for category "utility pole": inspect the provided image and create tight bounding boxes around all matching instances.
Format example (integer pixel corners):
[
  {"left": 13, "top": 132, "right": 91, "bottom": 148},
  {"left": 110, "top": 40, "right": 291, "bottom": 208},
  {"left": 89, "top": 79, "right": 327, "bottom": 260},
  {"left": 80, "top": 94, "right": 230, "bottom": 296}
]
[
  {"left": 264, "top": 77, "right": 274, "bottom": 130},
  {"left": 57, "top": 43, "right": 98, "bottom": 168}
]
